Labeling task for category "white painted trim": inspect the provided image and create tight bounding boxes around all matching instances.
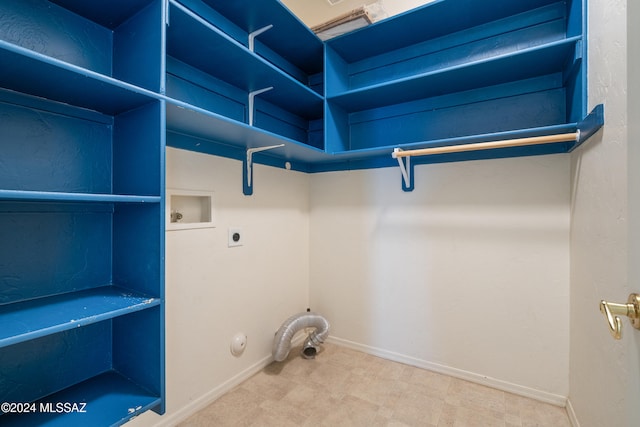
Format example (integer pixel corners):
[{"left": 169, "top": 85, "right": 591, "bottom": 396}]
[
  {"left": 152, "top": 354, "right": 273, "bottom": 427},
  {"left": 148, "top": 334, "right": 308, "bottom": 427},
  {"left": 327, "top": 336, "right": 568, "bottom": 407},
  {"left": 566, "top": 398, "right": 580, "bottom": 427}
]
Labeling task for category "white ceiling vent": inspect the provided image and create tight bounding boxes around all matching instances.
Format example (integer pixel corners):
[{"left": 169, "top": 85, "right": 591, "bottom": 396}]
[
  {"left": 326, "top": 0, "right": 344, "bottom": 5},
  {"left": 312, "top": 3, "right": 386, "bottom": 40}
]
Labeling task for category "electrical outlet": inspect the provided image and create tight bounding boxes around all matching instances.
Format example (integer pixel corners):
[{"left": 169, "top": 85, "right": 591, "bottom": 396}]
[{"left": 228, "top": 227, "right": 243, "bottom": 247}]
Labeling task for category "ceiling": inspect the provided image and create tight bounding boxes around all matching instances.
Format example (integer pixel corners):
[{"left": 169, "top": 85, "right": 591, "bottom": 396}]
[{"left": 281, "top": 0, "right": 435, "bottom": 30}]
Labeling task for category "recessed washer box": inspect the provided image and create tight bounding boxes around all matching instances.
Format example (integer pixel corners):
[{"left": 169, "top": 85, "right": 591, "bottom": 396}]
[{"left": 166, "top": 189, "right": 215, "bottom": 231}]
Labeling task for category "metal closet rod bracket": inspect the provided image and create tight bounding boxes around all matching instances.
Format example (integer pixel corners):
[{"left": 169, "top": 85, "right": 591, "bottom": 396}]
[
  {"left": 392, "top": 148, "right": 414, "bottom": 192},
  {"left": 243, "top": 144, "right": 285, "bottom": 196}
]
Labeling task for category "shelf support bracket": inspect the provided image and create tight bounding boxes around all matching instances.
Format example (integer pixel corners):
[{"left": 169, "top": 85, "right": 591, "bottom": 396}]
[
  {"left": 392, "top": 148, "right": 414, "bottom": 192},
  {"left": 248, "top": 87, "right": 273, "bottom": 126},
  {"left": 248, "top": 24, "right": 274, "bottom": 52},
  {"left": 244, "top": 144, "right": 285, "bottom": 196}
]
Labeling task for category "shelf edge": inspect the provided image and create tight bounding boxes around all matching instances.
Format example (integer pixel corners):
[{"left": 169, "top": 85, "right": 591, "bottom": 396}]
[{"left": 0, "top": 190, "right": 161, "bottom": 203}]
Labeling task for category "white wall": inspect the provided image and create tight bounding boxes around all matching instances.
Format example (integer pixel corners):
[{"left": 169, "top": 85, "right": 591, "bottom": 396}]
[
  {"left": 129, "top": 148, "right": 310, "bottom": 426},
  {"left": 309, "top": 156, "right": 571, "bottom": 401},
  {"left": 568, "top": 0, "right": 640, "bottom": 426}
]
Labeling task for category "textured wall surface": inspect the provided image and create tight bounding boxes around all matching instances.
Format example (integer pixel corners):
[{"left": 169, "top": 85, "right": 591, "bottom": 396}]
[
  {"left": 567, "top": 0, "right": 640, "bottom": 426},
  {"left": 309, "top": 156, "right": 571, "bottom": 401},
  {"left": 130, "top": 148, "right": 311, "bottom": 426}
]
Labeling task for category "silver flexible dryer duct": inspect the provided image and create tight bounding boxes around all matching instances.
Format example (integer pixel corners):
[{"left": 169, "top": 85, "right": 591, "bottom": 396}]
[{"left": 272, "top": 312, "right": 330, "bottom": 362}]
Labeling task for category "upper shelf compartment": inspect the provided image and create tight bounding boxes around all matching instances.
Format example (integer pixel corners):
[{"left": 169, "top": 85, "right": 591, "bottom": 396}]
[
  {"left": 166, "top": 1, "right": 322, "bottom": 115},
  {"left": 326, "top": 0, "right": 581, "bottom": 66},
  {"left": 0, "top": 0, "right": 164, "bottom": 94},
  {"left": 165, "top": 0, "right": 324, "bottom": 150},
  {"left": 324, "top": 0, "right": 590, "bottom": 155},
  {"left": 326, "top": 0, "right": 577, "bottom": 101},
  {"left": 326, "top": 37, "right": 581, "bottom": 112},
  {"left": 184, "top": 0, "right": 323, "bottom": 86}
]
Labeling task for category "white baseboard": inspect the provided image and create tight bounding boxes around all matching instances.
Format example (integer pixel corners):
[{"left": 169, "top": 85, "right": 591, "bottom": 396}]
[
  {"left": 327, "top": 336, "right": 568, "bottom": 407},
  {"left": 148, "top": 334, "right": 308, "bottom": 427},
  {"left": 151, "top": 354, "right": 274, "bottom": 427},
  {"left": 566, "top": 398, "right": 580, "bottom": 426},
  {"left": 138, "top": 335, "right": 569, "bottom": 427}
]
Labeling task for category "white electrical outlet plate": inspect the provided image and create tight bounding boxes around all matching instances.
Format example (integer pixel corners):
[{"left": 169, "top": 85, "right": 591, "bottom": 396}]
[{"left": 228, "top": 227, "right": 243, "bottom": 247}]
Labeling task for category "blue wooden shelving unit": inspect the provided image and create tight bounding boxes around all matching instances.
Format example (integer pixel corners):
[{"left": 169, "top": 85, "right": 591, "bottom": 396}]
[
  {"left": 0, "top": 0, "right": 601, "bottom": 424},
  {"left": 0, "top": 0, "right": 165, "bottom": 425},
  {"left": 161, "top": 0, "right": 602, "bottom": 187},
  {"left": 324, "top": 0, "right": 598, "bottom": 166}
]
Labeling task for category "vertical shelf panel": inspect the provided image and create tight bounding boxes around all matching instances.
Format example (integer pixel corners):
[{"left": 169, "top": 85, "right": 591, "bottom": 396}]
[{"left": 113, "top": 101, "right": 164, "bottom": 197}]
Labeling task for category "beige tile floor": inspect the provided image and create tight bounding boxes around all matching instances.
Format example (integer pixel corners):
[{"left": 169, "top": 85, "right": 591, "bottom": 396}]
[{"left": 179, "top": 343, "right": 571, "bottom": 427}]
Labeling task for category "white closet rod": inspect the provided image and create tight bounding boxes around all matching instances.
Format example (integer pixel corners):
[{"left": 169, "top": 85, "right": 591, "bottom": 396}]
[{"left": 391, "top": 131, "right": 580, "bottom": 159}]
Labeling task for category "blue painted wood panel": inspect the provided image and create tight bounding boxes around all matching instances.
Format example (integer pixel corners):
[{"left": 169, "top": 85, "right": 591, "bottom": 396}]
[
  {"left": 113, "top": 307, "right": 164, "bottom": 402},
  {"left": 113, "top": 204, "right": 162, "bottom": 298},
  {"left": 166, "top": 2, "right": 322, "bottom": 118},
  {"left": 0, "top": 0, "right": 112, "bottom": 75},
  {"left": 327, "top": 0, "right": 564, "bottom": 62},
  {"left": 327, "top": 38, "right": 580, "bottom": 112},
  {"left": 348, "top": 89, "right": 567, "bottom": 150},
  {"left": 198, "top": 0, "right": 324, "bottom": 75},
  {"left": 0, "top": 98, "right": 112, "bottom": 194},
  {"left": 50, "top": 0, "right": 155, "bottom": 29},
  {"left": 0, "top": 322, "right": 112, "bottom": 403},
  {"left": 0, "top": 371, "right": 161, "bottom": 427},
  {"left": 166, "top": 58, "right": 247, "bottom": 123},
  {"left": 0, "top": 204, "right": 112, "bottom": 305},
  {"left": 0, "top": 42, "right": 158, "bottom": 116},
  {"left": 112, "top": 0, "right": 165, "bottom": 92},
  {"left": 0, "top": 0, "right": 162, "bottom": 92},
  {"left": 348, "top": 16, "right": 567, "bottom": 91},
  {"left": 0, "top": 286, "right": 161, "bottom": 348},
  {"left": 113, "top": 101, "right": 164, "bottom": 197}
]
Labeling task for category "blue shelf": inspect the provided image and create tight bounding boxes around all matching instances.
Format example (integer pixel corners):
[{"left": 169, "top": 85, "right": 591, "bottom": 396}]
[
  {"left": 0, "top": 190, "right": 161, "bottom": 204},
  {"left": 49, "top": 0, "right": 156, "bottom": 28},
  {"left": 166, "top": 1, "right": 322, "bottom": 119},
  {"left": 328, "top": 123, "right": 579, "bottom": 158},
  {"left": 0, "top": 286, "right": 160, "bottom": 349},
  {"left": 319, "top": 0, "right": 595, "bottom": 172},
  {"left": 165, "top": 100, "right": 330, "bottom": 167},
  {"left": 327, "top": 37, "right": 581, "bottom": 112},
  {"left": 0, "top": 41, "right": 159, "bottom": 115},
  {"left": 0, "top": 371, "right": 161, "bottom": 427},
  {"left": 327, "top": 0, "right": 567, "bottom": 62},
  {"left": 198, "top": 0, "right": 324, "bottom": 76}
]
